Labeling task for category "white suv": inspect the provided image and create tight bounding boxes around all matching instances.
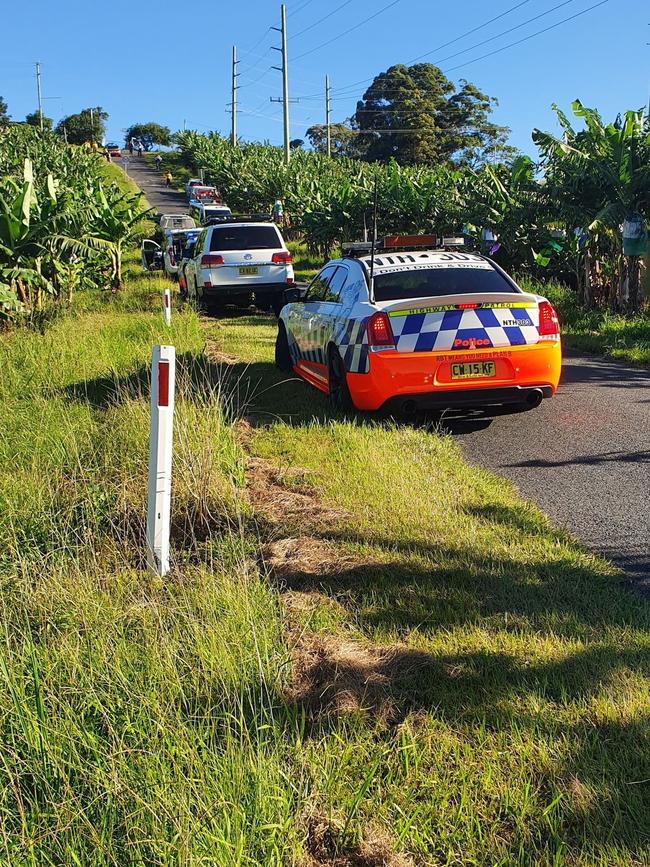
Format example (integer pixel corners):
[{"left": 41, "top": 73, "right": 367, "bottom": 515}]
[{"left": 184, "top": 218, "right": 295, "bottom": 314}]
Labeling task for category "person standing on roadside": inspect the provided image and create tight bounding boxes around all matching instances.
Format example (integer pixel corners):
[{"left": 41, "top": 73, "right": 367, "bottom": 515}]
[
  {"left": 137, "top": 143, "right": 144, "bottom": 157},
  {"left": 154, "top": 154, "right": 162, "bottom": 170},
  {"left": 272, "top": 198, "right": 284, "bottom": 225},
  {"left": 165, "top": 171, "right": 173, "bottom": 188}
]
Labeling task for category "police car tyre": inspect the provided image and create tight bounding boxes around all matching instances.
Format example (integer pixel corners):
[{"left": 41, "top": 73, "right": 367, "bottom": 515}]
[
  {"left": 275, "top": 322, "right": 292, "bottom": 372},
  {"left": 327, "top": 347, "right": 353, "bottom": 412}
]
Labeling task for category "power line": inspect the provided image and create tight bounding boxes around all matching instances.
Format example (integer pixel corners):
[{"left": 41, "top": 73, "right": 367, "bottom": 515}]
[
  {"left": 288, "top": 0, "right": 318, "bottom": 17},
  {"left": 326, "top": 0, "right": 582, "bottom": 100},
  {"left": 296, "top": 0, "right": 537, "bottom": 98},
  {"left": 293, "top": 0, "right": 402, "bottom": 62},
  {"left": 293, "top": 0, "right": 356, "bottom": 39},
  {"left": 444, "top": 0, "right": 609, "bottom": 73}
]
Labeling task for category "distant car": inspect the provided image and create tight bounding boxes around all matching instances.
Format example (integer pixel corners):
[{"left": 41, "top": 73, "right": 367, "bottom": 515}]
[
  {"left": 184, "top": 178, "right": 204, "bottom": 199},
  {"left": 159, "top": 214, "right": 196, "bottom": 231},
  {"left": 183, "top": 217, "right": 294, "bottom": 314},
  {"left": 163, "top": 228, "right": 202, "bottom": 278},
  {"left": 105, "top": 143, "right": 122, "bottom": 158},
  {"left": 275, "top": 239, "right": 562, "bottom": 413},
  {"left": 188, "top": 186, "right": 221, "bottom": 207},
  {"left": 190, "top": 203, "right": 232, "bottom": 225}
]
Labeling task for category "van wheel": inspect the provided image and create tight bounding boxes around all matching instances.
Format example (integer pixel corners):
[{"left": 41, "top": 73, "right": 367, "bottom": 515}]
[
  {"left": 275, "top": 322, "right": 292, "bottom": 372},
  {"left": 328, "top": 347, "right": 353, "bottom": 412}
]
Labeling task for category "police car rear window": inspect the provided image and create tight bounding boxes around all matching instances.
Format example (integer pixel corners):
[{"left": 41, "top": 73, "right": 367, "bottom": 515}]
[
  {"left": 373, "top": 266, "right": 515, "bottom": 301},
  {"left": 210, "top": 226, "right": 280, "bottom": 251}
]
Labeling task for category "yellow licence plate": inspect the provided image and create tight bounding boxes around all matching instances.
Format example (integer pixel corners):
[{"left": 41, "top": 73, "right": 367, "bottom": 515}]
[
  {"left": 239, "top": 266, "right": 258, "bottom": 275},
  {"left": 451, "top": 361, "right": 496, "bottom": 380}
]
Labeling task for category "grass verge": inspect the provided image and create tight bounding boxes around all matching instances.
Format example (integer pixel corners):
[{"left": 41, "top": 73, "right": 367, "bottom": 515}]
[
  {"left": 522, "top": 277, "right": 650, "bottom": 366},
  {"left": 2, "top": 253, "right": 650, "bottom": 863}
]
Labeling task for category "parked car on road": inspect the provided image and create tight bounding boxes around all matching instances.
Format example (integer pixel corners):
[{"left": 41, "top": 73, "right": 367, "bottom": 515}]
[
  {"left": 184, "top": 178, "right": 204, "bottom": 199},
  {"left": 190, "top": 202, "right": 232, "bottom": 225},
  {"left": 163, "top": 228, "right": 202, "bottom": 278},
  {"left": 105, "top": 143, "right": 122, "bottom": 158},
  {"left": 159, "top": 214, "right": 196, "bottom": 231},
  {"left": 184, "top": 217, "right": 294, "bottom": 314},
  {"left": 275, "top": 236, "right": 562, "bottom": 414}
]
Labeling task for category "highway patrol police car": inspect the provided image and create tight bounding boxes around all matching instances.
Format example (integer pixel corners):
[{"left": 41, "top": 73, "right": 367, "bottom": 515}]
[{"left": 275, "top": 236, "right": 561, "bottom": 413}]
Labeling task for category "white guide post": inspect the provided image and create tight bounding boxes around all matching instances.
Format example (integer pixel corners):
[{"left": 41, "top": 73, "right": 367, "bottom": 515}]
[
  {"left": 146, "top": 345, "right": 175, "bottom": 577},
  {"left": 162, "top": 288, "right": 171, "bottom": 326}
]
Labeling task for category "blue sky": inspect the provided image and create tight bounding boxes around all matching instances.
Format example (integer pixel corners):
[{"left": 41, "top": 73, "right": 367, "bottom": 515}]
[{"left": 1, "top": 0, "right": 646, "bottom": 156}]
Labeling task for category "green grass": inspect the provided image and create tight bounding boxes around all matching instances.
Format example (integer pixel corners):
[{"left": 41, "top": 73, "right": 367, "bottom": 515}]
[
  {"left": 521, "top": 277, "right": 650, "bottom": 365},
  {"left": 2, "top": 251, "right": 650, "bottom": 863},
  {"left": 204, "top": 312, "right": 650, "bottom": 865}
]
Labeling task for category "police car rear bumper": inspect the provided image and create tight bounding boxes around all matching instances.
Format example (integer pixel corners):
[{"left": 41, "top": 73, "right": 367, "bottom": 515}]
[
  {"left": 379, "top": 385, "right": 554, "bottom": 414},
  {"left": 345, "top": 342, "right": 562, "bottom": 411}
]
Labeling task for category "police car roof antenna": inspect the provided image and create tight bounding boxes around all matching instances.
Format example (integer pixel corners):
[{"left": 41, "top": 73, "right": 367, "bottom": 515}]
[{"left": 368, "top": 176, "right": 379, "bottom": 303}]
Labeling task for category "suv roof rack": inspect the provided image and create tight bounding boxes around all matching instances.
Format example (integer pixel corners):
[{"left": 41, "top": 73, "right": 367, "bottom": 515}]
[{"left": 204, "top": 214, "right": 274, "bottom": 226}]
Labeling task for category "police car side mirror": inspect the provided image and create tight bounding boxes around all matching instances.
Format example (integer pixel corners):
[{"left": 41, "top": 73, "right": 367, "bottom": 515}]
[{"left": 284, "top": 286, "right": 304, "bottom": 304}]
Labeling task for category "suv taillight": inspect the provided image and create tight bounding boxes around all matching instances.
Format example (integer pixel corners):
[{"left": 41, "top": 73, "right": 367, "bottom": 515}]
[
  {"left": 367, "top": 311, "right": 395, "bottom": 348},
  {"left": 271, "top": 251, "right": 292, "bottom": 264},
  {"left": 538, "top": 300, "right": 560, "bottom": 337},
  {"left": 200, "top": 254, "right": 224, "bottom": 267}
]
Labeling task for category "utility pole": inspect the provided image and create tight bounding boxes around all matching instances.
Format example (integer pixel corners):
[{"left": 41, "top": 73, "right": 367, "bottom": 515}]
[
  {"left": 271, "top": 4, "right": 290, "bottom": 164},
  {"left": 231, "top": 45, "right": 239, "bottom": 147},
  {"left": 325, "top": 74, "right": 331, "bottom": 157},
  {"left": 90, "top": 107, "right": 95, "bottom": 144},
  {"left": 35, "top": 62, "right": 43, "bottom": 132}
]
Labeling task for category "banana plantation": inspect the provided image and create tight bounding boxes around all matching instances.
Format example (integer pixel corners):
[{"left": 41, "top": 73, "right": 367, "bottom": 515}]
[
  {"left": 0, "top": 125, "right": 148, "bottom": 321},
  {"left": 176, "top": 100, "right": 650, "bottom": 311}
]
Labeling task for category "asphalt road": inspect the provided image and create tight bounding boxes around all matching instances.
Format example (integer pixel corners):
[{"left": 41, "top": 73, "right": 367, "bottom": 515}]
[
  {"left": 454, "top": 350, "right": 650, "bottom": 586},
  {"left": 117, "top": 155, "right": 187, "bottom": 215}
]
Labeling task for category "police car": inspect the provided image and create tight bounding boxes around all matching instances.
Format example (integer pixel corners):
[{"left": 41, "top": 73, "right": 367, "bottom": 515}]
[{"left": 275, "top": 235, "right": 561, "bottom": 413}]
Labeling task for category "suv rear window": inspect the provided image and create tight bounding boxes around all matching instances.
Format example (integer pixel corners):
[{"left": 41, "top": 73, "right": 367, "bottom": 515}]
[
  {"left": 373, "top": 265, "right": 515, "bottom": 302},
  {"left": 210, "top": 226, "right": 280, "bottom": 251}
]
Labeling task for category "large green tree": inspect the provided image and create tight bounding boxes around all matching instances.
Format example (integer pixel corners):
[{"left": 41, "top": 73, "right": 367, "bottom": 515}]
[
  {"left": 55, "top": 107, "right": 108, "bottom": 145},
  {"left": 305, "top": 120, "right": 367, "bottom": 158},
  {"left": 124, "top": 122, "right": 171, "bottom": 150},
  {"left": 0, "top": 97, "right": 10, "bottom": 126},
  {"left": 25, "top": 111, "right": 53, "bottom": 131},
  {"left": 353, "top": 64, "right": 512, "bottom": 167}
]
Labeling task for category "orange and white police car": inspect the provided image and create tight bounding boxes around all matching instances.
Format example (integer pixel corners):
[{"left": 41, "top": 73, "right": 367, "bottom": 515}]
[{"left": 275, "top": 236, "right": 561, "bottom": 413}]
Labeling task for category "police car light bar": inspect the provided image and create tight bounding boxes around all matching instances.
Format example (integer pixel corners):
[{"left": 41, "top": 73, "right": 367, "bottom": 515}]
[
  {"left": 383, "top": 234, "right": 437, "bottom": 249},
  {"left": 441, "top": 237, "right": 466, "bottom": 247}
]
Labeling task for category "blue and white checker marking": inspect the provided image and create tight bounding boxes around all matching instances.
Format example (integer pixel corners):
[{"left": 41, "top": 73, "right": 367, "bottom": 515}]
[
  {"left": 389, "top": 305, "right": 540, "bottom": 352},
  {"left": 335, "top": 317, "right": 370, "bottom": 373}
]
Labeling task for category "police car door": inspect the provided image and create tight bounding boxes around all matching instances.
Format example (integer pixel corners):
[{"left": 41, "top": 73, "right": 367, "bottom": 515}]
[
  {"left": 295, "top": 266, "right": 337, "bottom": 370},
  {"left": 316, "top": 264, "right": 349, "bottom": 356}
]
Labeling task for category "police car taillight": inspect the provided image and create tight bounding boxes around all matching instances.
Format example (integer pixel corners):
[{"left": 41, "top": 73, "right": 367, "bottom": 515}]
[
  {"left": 367, "top": 312, "right": 395, "bottom": 347},
  {"left": 538, "top": 300, "right": 560, "bottom": 336}
]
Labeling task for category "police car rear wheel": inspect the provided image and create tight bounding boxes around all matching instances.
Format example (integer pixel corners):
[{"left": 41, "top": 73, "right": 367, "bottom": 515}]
[
  {"left": 328, "top": 348, "right": 353, "bottom": 412},
  {"left": 275, "top": 323, "right": 292, "bottom": 372}
]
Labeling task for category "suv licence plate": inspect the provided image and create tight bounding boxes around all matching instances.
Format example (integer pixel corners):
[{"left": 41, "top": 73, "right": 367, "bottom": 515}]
[
  {"left": 239, "top": 266, "right": 258, "bottom": 275},
  {"left": 451, "top": 361, "right": 496, "bottom": 380}
]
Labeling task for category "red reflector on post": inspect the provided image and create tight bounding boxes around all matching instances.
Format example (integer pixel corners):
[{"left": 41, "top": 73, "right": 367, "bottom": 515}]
[{"left": 158, "top": 361, "right": 170, "bottom": 407}]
